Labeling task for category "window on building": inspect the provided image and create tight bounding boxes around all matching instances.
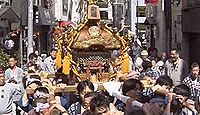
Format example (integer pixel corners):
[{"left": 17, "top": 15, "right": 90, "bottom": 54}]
[
  {"left": 100, "top": 11, "right": 108, "bottom": 19},
  {"left": 97, "top": 0, "right": 110, "bottom": 20}
]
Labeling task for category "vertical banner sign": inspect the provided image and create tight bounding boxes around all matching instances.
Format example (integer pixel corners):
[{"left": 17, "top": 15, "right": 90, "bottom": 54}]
[{"left": 35, "top": 11, "right": 40, "bottom": 24}]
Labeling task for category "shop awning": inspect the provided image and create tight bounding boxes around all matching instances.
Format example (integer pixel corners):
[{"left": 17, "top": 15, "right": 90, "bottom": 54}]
[
  {"left": 34, "top": 6, "right": 55, "bottom": 25},
  {"left": 0, "top": 7, "right": 20, "bottom": 23}
]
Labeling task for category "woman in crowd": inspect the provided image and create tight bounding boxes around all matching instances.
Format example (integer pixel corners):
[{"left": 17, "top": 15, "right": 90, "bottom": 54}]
[
  {"left": 122, "top": 79, "right": 143, "bottom": 102},
  {"left": 116, "top": 79, "right": 144, "bottom": 111},
  {"left": 90, "top": 93, "right": 123, "bottom": 115},
  {"left": 68, "top": 80, "right": 95, "bottom": 115}
]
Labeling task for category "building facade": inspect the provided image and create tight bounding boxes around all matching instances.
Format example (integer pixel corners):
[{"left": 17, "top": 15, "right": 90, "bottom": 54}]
[
  {"left": 10, "top": 0, "right": 55, "bottom": 63},
  {"left": 0, "top": 0, "right": 20, "bottom": 54},
  {"left": 182, "top": 0, "right": 200, "bottom": 65},
  {"left": 163, "top": 0, "right": 200, "bottom": 65}
]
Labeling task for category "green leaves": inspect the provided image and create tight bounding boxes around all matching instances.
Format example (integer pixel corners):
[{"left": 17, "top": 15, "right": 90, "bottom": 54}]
[{"left": 0, "top": 49, "right": 10, "bottom": 68}]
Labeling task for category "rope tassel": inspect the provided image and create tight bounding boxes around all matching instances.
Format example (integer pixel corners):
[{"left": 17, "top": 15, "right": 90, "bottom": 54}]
[
  {"left": 121, "top": 53, "right": 129, "bottom": 73},
  {"left": 62, "top": 52, "right": 71, "bottom": 75},
  {"left": 55, "top": 49, "right": 62, "bottom": 69}
]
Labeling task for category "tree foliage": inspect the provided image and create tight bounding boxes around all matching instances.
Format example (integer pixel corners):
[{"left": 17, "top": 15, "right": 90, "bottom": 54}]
[{"left": 0, "top": 49, "right": 10, "bottom": 69}]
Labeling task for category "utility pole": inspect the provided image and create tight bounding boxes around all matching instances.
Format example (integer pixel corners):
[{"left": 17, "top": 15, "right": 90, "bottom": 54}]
[
  {"left": 164, "top": 0, "right": 172, "bottom": 51},
  {"left": 20, "top": 28, "right": 23, "bottom": 65},
  {"left": 27, "top": 0, "right": 34, "bottom": 56},
  {"left": 130, "top": 0, "right": 134, "bottom": 31},
  {"left": 136, "top": 0, "right": 139, "bottom": 37}
]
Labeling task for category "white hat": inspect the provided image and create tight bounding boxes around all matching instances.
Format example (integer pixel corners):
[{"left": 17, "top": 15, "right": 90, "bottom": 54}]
[
  {"left": 26, "top": 77, "right": 41, "bottom": 87},
  {"left": 141, "top": 50, "right": 148, "bottom": 56}
]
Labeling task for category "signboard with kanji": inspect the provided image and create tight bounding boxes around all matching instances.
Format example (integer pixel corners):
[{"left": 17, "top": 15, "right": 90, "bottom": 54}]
[{"left": 136, "top": 6, "right": 146, "bottom": 17}]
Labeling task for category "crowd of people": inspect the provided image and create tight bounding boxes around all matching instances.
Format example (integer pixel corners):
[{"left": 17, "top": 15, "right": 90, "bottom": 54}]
[{"left": 0, "top": 47, "right": 200, "bottom": 115}]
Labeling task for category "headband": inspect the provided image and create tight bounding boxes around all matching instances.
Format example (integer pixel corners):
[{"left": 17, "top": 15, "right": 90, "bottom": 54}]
[
  {"left": 34, "top": 102, "right": 50, "bottom": 112},
  {"left": 33, "top": 90, "right": 49, "bottom": 99}
]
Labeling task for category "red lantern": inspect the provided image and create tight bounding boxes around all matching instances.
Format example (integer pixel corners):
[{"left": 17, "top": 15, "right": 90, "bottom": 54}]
[{"left": 145, "top": 0, "right": 158, "bottom": 4}]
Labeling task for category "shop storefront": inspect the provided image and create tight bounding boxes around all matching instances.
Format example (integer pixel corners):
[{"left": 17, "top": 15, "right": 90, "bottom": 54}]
[{"left": 34, "top": 5, "right": 55, "bottom": 53}]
